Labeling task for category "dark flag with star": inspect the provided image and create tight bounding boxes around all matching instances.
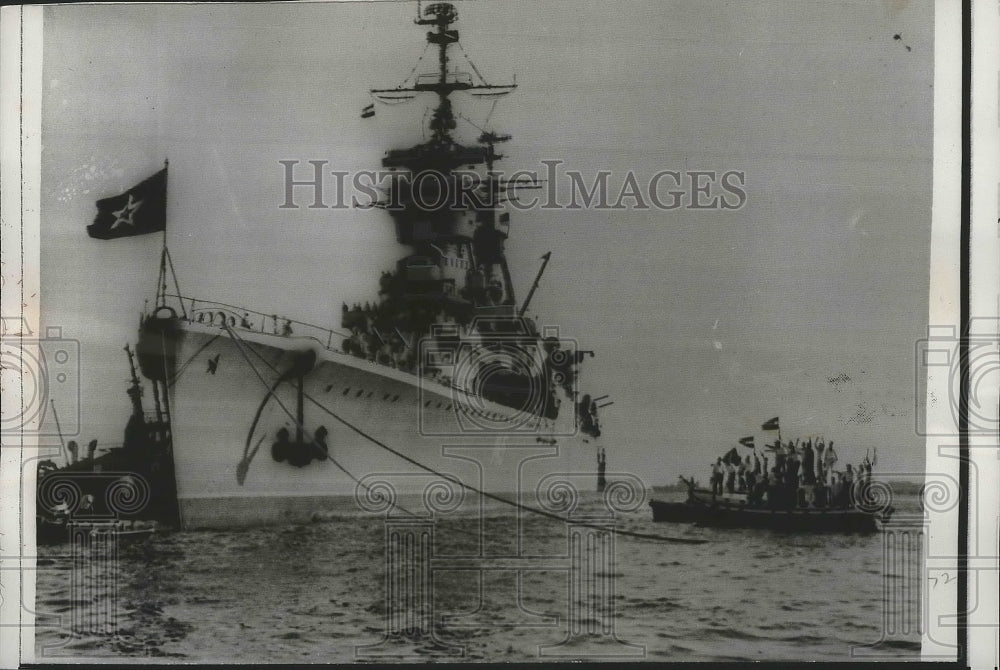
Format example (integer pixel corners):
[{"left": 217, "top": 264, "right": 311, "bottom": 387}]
[{"left": 87, "top": 168, "right": 167, "bottom": 240}]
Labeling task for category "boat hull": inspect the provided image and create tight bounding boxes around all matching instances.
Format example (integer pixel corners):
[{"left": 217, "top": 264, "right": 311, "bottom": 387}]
[
  {"left": 149, "top": 320, "right": 603, "bottom": 529},
  {"left": 648, "top": 496, "right": 882, "bottom": 533}
]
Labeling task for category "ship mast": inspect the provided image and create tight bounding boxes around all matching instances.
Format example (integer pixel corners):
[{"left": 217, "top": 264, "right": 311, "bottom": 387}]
[
  {"left": 124, "top": 344, "right": 145, "bottom": 419},
  {"left": 421, "top": 2, "right": 457, "bottom": 140},
  {"left": 370, "top": 2, "right": 516, "bottom": 142}
]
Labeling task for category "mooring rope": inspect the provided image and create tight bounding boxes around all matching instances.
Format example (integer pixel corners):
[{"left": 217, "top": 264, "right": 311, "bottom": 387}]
[
  {"left": 221, "top": 324, "right": 421, "bottom": 516},
  {"left": 222, "top": 325, "right": 706, "bottom": 545},
  {"left": 165, "top": 333, "right": 221, "bottom": 389}
]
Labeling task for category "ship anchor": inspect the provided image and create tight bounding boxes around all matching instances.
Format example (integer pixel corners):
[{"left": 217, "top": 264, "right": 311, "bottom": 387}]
[{"left": 237, "top": 349, "right": 328, "bottom": 483}]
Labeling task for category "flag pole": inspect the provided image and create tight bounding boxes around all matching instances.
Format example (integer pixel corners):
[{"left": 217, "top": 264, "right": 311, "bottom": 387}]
[
  {"left": 162, "top": 158, "right": 168, "bottom": 305},
  {"left": 158, "top": 158, "right": 188, "bottom": 318},
  {"left": 153, "top": 158, "right": 170, "bottom": 310},
  {"left": 50, "top": 399, "right": 69, "bottom": 464},
  {"left": 162, "top": 157, "right": 168, "bottom": 260}
]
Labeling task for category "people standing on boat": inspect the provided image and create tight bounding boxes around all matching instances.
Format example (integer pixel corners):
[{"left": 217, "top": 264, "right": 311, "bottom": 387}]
[
  {"left": 802, "top": 440, "right": 815, "bottom": 485},
  {"left": 711, "top": 458, "right": 724, "bottom": 495},
  {"left": 862, "top": 453, "right": 873, "bottom": 482},
  {"left": 774, "top": 440, "right": 787, "bottom": 474},
  {"left": 725, "top": 459, "right": 736, "bottom": 494},
  {"left": 737, "top": 457, "right": 748, "bottom": 492},
  {"left": 815, "top": 439, "right": 826, "bottom": 482},
  {"left": 862, "top": 459, "right": 873, "bottom": 499},
  {"left": 853, "top": 460, "right": 867, "bottom": 505},
  {"left": 767, "top": 469, "right": 781, "bottom": 508},
  {"left": 753, "top": 451, "right": 762, "bottom": 475},
  {"left": 814, "top": 479, "right": 828, "bottom": 507},
  {"left": 788, "top": 452, "right": 802, "bottom": 507},
  {"left": 823, "top": 441, "right": 838, "bottom": 484},
  {"left": 839, "top": 464, "right": 855, "bottom": 507},
  {"left": 785, "top": 450, "right": 800, "bottom": 487},
  {"left": 749, "top": 472, "right": 767, "bottom": 506}
]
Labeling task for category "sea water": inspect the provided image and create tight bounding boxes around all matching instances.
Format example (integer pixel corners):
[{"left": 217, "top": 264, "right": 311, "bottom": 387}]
[{"left": 33, "top": 490, "right": 921, "bottom": 662}]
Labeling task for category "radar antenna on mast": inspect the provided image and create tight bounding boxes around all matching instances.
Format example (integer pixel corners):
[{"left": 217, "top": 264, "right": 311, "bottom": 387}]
[{"left": 370, "top": 2, "right": 516, "bottom": 141}]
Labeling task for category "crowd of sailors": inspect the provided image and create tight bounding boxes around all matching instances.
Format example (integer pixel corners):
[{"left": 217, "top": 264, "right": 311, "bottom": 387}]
[
  {"left": 341, "top": 301, "right": 424, "bottom": 373},
  {"left": 709, "top": 439, "right": 875, "bottom": 509}
]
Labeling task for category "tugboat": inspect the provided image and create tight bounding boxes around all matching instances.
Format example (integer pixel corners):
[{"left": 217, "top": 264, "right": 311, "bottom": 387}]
[
  {"left": 35, "top": 345, "right": 180, "bottom": 544},
  {"left": 124, "top": 2, "right": 608, "bottom": 528}
]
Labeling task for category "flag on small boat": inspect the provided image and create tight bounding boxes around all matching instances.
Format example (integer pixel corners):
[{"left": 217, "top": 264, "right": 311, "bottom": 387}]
[
  {"left": 87, "top": 168, "right": 167, "bottom": 240},
  {"left": 761, "top": 417, "right": 780, "bottom": 431},
  {"left": 721, "top": 447, "right": 740, "bottom": 464},
  {"left": 738, "top": 436, "right": 755, "bottom": 448},
  {"left": 361, "top": 103, "right": 375, "bottom": 119}
]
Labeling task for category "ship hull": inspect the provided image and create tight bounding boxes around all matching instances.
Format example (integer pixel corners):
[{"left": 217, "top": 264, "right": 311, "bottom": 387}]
[{"left": 150, "top": 320, "right": 602, "bottom": 529}]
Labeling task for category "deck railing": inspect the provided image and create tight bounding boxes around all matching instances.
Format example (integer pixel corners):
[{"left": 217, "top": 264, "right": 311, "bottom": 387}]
[{"left": 162, "top": 294, "right": 348, "bottom": 352}]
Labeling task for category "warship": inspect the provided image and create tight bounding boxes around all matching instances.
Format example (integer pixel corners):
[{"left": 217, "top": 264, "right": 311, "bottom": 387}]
[{"left": 129, "top": 3, "right": 608, "bottom": 528}]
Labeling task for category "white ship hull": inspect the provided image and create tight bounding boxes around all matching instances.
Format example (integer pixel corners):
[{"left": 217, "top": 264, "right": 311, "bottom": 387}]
[{"left": 159, "top": 320, "right": 604, "bottom": 529}]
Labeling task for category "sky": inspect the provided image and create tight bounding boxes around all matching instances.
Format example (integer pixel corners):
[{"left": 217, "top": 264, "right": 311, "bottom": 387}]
[{"left": 39, "top": 0, "right": 934, "bottom": 483}]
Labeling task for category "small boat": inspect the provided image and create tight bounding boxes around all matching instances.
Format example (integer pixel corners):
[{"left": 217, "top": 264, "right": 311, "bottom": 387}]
[
  {"left": 36, "top": 516, "right": 159, "bottom": 546},
  {"left": 35, "top": 344, "right": 181, "bottom": 545},
  {"left": 649, "top": 479, "right": 890, "bottom": 533}
]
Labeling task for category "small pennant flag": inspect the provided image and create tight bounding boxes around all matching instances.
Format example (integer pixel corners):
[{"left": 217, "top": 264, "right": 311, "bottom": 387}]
[
  {"left": 361, "top": 103, "right": 375, "bottom": 119},
  {"left": 738, "top": 436, "right": 755, "bottom": 448},
  {"left": 761, "top": 417, "right": 780, "bottom": 431},
  {"left": 87, "top": 168, "right": 166, "bottom": 240}
]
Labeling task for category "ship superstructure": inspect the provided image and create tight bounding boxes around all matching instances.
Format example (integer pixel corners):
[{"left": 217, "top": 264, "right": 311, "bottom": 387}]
[{"left": 344, "top": 2, "right": 591, "bottom": 427}]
